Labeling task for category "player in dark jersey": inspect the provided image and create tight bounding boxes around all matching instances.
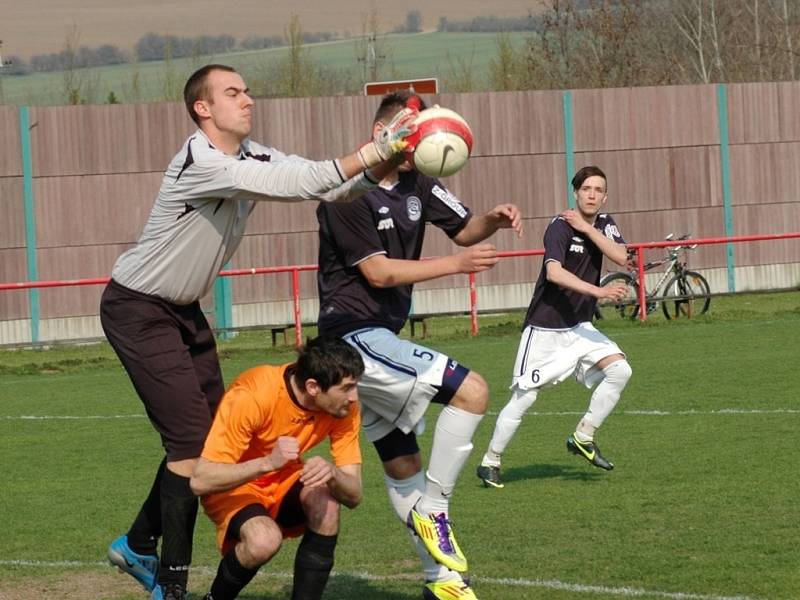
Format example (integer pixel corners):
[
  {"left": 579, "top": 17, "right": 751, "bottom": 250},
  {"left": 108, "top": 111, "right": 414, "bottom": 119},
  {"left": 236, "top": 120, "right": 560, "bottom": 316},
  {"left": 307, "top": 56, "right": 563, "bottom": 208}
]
[
  {"left": 317, "top": 90, "right": 522, "bottom": 600},
  {"left": 102, "top": 64, "right": 417, "bottom": 600},
  {"left": 477, "top": 166, "right": 632, "bottom": 489}
]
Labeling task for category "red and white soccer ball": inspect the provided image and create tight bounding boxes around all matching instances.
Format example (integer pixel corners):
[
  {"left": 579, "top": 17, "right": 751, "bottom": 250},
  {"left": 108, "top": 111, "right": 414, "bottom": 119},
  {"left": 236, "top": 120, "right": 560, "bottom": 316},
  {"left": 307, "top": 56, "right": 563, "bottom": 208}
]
[{"left": 405, "top": 106, "right": 474, "bottom": 178}]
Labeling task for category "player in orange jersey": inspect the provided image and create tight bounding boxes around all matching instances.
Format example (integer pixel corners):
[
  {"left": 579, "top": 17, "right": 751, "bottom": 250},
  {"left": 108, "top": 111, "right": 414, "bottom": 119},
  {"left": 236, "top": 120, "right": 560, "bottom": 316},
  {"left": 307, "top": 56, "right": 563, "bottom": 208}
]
[{"left": 190, "top": 335, "right": 364, "bottom": 600}]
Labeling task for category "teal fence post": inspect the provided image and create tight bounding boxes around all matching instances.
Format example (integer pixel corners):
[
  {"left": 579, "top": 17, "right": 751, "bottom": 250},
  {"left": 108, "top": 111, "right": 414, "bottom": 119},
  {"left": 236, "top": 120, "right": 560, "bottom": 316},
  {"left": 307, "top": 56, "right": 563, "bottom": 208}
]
[
  {"left": 716, "top": 84, "right": 736, "bottom": 292},
  {"left": 19, "top": 106, "right": 40, "bottom": 344},
  {"left": 562, "top": 90, "right": 576, "bottom": 208},
  {"left": 213, "top": 264, "right": 233, "bottom": 340}
]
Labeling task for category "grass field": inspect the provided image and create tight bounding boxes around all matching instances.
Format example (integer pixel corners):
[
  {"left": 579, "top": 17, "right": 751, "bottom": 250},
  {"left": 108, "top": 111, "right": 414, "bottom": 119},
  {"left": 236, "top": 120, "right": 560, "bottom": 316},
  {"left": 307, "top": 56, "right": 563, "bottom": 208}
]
[
  {"left": 0, "top": 31, "right": 528, "bottom": 107},
  {"left": 0, "top": 291, "right": 798, "bottom": 599}
]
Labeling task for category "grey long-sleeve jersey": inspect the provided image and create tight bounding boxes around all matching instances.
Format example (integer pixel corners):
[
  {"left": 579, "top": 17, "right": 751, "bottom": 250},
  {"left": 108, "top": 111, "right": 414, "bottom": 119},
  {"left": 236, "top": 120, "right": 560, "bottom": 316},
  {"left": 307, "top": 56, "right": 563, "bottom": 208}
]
[{"left": 112, "top": 129, "right": 376, "bottom": 304}]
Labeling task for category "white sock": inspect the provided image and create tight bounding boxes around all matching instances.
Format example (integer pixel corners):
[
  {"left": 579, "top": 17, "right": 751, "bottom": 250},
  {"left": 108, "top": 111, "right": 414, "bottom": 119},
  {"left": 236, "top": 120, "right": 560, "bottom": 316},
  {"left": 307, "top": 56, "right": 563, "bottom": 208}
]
[
  {"left": 384, "top": 472, "right": 448, "bottom": 582},
  {"left": 417, "top": 405, "right": 483, "bottom": 515},
  {"left": 581, "top": 360, "right": 632, "bottom": 431},
  {"left": 482, "top": 388, "right": 539, "bottom": 466}
]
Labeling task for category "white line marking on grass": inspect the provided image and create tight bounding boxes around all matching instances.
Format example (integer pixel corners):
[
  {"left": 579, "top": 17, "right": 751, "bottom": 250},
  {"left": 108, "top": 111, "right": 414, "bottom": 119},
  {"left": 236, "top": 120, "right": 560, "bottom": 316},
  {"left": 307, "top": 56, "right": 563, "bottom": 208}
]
[
  {"left": 484, "top": 409, "right": 799, "bottom": 417},
  {"left": 0, "top": 414, "right": 146, "bottom": 420},
  {"left": 0, "top": 560, "right": 763, "bottom": 600},
  {"left": 478, "top": 576, "right": 762, "bottom": 600},
  {"left": 2, "top": 409, "right": 797, "bottom": 421}
]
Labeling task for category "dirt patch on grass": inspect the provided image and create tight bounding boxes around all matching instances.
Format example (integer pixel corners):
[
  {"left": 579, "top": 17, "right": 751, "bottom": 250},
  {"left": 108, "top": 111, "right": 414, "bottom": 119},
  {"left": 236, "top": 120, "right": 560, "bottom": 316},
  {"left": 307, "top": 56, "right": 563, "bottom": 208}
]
[{"left": 0, "top": 570, "right": 141, "bottom": 600}]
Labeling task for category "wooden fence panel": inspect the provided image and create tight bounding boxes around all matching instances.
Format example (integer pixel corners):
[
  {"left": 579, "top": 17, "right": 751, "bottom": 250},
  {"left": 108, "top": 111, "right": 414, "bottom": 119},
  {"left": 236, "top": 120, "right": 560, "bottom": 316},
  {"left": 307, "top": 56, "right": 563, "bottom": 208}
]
[
  {"left": 572, "top": 85, "right": 720, "bottom": 151},
  {"left": 0, "top": 249, "right": 29, "bottom": 319},
  {"left": 0, "top": 106, "right": 22, "bottom": 176},
  {"left": 727, "top": 81, "right": 800, "bottom": 144},
  {"left": 1, "top": 82, "right": 799, "bottom": 340},
  {"left": 0, "top": 178, "right": 25, "bottom": 249},
  {"left": 729, "top": 143, "right": 800, "bottom": 209},
  {"left": 28, "top": 103, "right": 193, "bottom": 177}
]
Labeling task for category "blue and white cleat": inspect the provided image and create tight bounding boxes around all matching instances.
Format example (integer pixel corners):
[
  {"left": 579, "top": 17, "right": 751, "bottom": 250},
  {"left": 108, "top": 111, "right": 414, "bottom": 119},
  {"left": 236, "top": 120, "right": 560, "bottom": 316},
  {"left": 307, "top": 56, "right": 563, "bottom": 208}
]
[{"left": 107, "top": 534, "right": 158, "bottom": 592}]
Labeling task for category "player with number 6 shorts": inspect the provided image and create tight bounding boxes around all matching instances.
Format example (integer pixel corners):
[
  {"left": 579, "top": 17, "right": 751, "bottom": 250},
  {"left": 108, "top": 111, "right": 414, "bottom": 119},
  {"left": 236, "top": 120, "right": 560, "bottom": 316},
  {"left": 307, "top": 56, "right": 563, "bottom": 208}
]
[{"left": 478, "top": 165, "right": 633, "bottom": 490}]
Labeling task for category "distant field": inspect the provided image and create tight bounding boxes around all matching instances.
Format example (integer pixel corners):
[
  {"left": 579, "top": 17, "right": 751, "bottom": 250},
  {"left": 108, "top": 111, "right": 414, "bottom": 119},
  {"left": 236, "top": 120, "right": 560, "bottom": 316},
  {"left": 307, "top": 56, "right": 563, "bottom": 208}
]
[
  {"left": 0, "top": 31, "right": 528, "bottom": 106},
  {"left": 0, "top": 291, "right": 798, "bottom": 599},
  {"left": 5, "top": 0, "right": 538, "bottom": 59}
]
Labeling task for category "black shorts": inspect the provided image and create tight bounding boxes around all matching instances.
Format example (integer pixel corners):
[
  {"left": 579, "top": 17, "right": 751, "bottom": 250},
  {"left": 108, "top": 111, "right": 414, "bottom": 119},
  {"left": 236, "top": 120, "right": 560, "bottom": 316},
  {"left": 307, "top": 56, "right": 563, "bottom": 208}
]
[{"left": 100, "top": 279, "right": 224, "bottom": 461}]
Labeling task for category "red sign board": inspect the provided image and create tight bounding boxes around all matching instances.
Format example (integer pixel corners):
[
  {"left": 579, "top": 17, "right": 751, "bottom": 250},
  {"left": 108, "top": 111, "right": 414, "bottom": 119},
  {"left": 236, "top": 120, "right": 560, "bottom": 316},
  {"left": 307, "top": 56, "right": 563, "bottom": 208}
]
[{"left": 364, "top": 78, "right": 438, "bottom": 96}]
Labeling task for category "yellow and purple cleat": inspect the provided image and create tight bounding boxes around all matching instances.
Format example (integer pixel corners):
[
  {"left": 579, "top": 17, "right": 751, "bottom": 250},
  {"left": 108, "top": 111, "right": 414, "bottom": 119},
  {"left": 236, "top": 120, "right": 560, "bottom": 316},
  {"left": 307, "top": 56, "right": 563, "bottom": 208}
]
[
  {"left": 423, "top": 579, "right": 478, "bottom": 599},
  {"left": 407, "top": 508, "right": 468, "bottom": 572}
]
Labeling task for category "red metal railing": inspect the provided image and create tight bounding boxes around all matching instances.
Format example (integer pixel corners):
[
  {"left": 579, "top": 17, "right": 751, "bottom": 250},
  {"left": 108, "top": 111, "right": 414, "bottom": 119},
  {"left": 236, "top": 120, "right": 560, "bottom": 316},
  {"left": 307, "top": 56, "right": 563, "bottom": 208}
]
[
  {"left": 625, "top": 233, "right": 800, "bottom": 321},
  {"left": 1, "top": 233, "right": 797, "bottom": 343}
]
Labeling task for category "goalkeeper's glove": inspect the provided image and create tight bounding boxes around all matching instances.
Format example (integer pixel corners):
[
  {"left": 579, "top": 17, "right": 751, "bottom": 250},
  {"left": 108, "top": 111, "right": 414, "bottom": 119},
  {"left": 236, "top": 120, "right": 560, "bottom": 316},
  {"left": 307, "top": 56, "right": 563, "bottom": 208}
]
[{"left": 357, "top": 106, "right": 418, "bottom": 168}]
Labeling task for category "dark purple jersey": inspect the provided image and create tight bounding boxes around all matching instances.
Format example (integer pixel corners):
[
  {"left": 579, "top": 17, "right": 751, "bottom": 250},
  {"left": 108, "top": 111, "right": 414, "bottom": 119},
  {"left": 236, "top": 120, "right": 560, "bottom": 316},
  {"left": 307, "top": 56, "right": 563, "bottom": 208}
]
[
  {"left": 524, "top": 213, "right": 625, "bottom": 329},
  {"left": 317, "top": 171, "right": 471, "bottom": 336}
]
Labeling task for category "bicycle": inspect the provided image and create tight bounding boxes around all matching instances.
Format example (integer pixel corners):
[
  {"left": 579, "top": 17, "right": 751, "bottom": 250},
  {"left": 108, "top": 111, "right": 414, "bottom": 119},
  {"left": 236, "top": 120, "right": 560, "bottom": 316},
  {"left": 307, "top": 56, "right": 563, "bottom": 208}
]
[{"left": 594, "top": 233, "right": 711, "bottom": 320}]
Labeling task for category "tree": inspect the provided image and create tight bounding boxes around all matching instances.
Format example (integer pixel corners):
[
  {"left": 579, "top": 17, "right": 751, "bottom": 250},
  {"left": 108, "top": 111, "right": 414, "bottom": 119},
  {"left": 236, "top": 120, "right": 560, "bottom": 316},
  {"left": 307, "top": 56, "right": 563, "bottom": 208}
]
[
  {"left": 60, "top": 25, "right": 99, "bottom": 104},
  {"left": 488, "top": 32, "right": 525, "bottom": 91},
  {"left": 356, "top": 9, "right": 390, "bottom": 82},
  {"left": 516, "top": 0, "right": 652, "bottom": 89},
  {"left": 275, "top": 13, "right": 318, "bottom": 97},
  {"left": 394, "top": 10, "right": 422, "bottom": 33}
]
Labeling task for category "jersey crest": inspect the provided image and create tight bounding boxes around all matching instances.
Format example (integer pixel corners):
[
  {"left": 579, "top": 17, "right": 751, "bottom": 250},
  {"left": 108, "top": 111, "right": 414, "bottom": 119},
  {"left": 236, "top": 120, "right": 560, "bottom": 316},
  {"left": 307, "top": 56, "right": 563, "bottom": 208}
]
[
  {"left": 604, "top": 223, "right": 620, "bottom": 239},
  {"left": 406, "top": 196, "right": 422, "bottom": 221}
]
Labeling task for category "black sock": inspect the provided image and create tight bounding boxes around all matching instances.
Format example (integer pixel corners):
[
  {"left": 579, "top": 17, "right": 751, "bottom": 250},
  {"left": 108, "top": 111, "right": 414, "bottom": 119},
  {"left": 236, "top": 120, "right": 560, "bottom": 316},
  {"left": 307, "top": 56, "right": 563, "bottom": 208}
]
[
  {"left": 127, "top": 457, "right": 166, "bottom": 555},
  {"left": 158, "top": 468, "right": 197, "bottom": 587},
  {"left": 291, "top": 530, "right": 337, "bottom": 600},
  {"left": 208, "top": 548, "right": 260, "bottom": 600}
]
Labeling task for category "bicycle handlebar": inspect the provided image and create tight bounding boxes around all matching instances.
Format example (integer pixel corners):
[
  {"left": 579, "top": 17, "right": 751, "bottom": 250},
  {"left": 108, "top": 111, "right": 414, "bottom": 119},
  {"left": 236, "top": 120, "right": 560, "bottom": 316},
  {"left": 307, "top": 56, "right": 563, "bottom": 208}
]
[{"left": 623, "top": 233, "right": 696, "bottom": 272}]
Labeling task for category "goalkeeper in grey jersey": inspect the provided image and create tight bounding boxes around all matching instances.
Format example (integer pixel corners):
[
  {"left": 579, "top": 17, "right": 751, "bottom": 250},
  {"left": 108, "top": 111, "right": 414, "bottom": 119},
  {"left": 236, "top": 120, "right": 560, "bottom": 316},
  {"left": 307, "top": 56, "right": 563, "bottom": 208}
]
[{"left": 101, "top": 64, "right": 417, "bottom": 600}]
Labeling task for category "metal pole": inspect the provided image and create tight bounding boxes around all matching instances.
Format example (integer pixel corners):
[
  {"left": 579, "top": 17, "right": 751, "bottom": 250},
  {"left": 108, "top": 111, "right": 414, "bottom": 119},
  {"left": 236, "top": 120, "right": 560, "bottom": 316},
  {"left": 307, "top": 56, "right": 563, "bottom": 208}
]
[
  {"left": 469, "top": 272, "right": 478, "bottom": 336},
  {"left": 292, "top": 268, "right": 302, "bottom": 347},
  {"left": 636, "top": 247, "right": 647, "bottom": 322}
]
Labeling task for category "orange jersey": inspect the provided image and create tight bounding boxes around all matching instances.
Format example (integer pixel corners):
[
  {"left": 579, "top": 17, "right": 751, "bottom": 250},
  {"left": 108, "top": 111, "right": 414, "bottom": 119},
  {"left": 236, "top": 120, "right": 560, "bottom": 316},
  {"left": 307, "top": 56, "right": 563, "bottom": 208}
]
[{"left": 202, "top": 363, "right": 362, "bottom": 482}]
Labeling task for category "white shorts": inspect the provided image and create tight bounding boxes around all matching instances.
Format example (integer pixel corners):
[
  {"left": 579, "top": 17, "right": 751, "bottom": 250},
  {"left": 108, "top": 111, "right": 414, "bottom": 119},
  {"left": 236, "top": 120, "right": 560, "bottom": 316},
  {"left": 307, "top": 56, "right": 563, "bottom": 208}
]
[
  {"left": 344, "top": 328, "right": 452, "bottom": 443},
  {"left": 511, "top": 322, "right": 624, "bottom": 391}
]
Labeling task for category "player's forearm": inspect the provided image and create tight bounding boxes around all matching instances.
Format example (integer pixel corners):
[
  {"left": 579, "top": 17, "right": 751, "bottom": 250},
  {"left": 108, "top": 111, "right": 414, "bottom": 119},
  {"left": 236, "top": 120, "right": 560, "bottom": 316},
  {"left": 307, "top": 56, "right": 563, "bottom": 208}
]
[
  {"left": 361, "top": 255, "right": 459, "bottom": 288},
  {"left": 326, "top": 468, "right": 362, "bottom": 508},
  {"left": 337, "top": 152, "right": 401, "bottom": 181},
  {"left": 190, "top": 457, "right": 272, "bottom": 496},
  {"left": 453, "top": 215, "right": 497, "bottom": 246},
  {"left": 583, "top": 227, "right": 627, "bottom": 266},
  {"left": 232, "top": 157, "right": 368, "bottom": 203},
  {"left": 545, "top": 262, "right": 602, "bottom": 298}
]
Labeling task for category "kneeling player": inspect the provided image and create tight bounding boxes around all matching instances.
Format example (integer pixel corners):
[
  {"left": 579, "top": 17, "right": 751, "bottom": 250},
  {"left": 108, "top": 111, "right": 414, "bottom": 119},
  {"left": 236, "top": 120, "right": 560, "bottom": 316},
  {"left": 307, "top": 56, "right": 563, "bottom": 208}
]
[{"left": 190, "top": 335, "right": 364, "bottom": 600}]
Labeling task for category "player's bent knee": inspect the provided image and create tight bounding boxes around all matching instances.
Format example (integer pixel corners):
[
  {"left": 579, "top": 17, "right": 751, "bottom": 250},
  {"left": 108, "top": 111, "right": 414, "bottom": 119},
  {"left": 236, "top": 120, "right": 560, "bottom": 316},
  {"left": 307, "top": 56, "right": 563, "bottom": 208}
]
[
  {"left": 451, "top": 371, "right": 489, "bottom": 415},
  {"left": 300, "top": 486, "right": 341, "bottom": 535},
  {"left": 607, "top": 359, "right": 632, "bottom": 384},
  {"left": 382, "top": 452, "right": 423, "bottom": 480},
  {"left": 240, "top": 519, "right": 283, "bottom": 566}
]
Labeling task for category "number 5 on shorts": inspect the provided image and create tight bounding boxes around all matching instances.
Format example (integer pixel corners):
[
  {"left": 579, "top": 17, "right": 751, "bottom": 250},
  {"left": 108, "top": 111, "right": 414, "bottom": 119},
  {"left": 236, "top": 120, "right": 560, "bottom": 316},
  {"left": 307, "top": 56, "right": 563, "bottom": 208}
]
[{"left": 413, "top": 348, "right": 434, "bottom": 361}]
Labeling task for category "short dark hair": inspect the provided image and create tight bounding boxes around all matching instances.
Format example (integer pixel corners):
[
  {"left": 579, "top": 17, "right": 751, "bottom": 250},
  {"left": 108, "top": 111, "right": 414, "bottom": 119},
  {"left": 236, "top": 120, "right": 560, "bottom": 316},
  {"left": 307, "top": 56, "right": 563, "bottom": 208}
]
[
  {"left": 571, "top": 165, "right": 607, "bottom": 192},
  {"left": 295, "top": 335, "right": 364, "bottom": 391},
  {"left": 373, "top": 90, "right": 427, "bottom": 124},
  {"left": 183, "top": 64, "right": 237, "bottom": 126}
]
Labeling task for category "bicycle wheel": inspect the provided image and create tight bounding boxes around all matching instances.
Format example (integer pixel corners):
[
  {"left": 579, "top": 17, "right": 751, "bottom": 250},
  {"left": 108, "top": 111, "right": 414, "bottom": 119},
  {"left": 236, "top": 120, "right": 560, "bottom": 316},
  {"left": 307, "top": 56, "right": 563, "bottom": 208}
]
[
  {"left": 594, "top": 273, "right": 640, "bottom": 320},
  {"left": 661, "top": 270, "right": 711, "bottom": 319}
]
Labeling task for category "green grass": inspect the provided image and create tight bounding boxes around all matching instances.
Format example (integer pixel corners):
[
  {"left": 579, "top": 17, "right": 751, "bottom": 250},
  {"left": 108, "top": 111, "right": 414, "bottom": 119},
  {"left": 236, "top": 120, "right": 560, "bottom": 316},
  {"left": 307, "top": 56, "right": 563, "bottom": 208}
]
[
  {"left": 0, "top": 291, "right": 798, "bottom": 599},
  {"left": 0, "top": 32, "right": 527, "bottom": 106}
]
